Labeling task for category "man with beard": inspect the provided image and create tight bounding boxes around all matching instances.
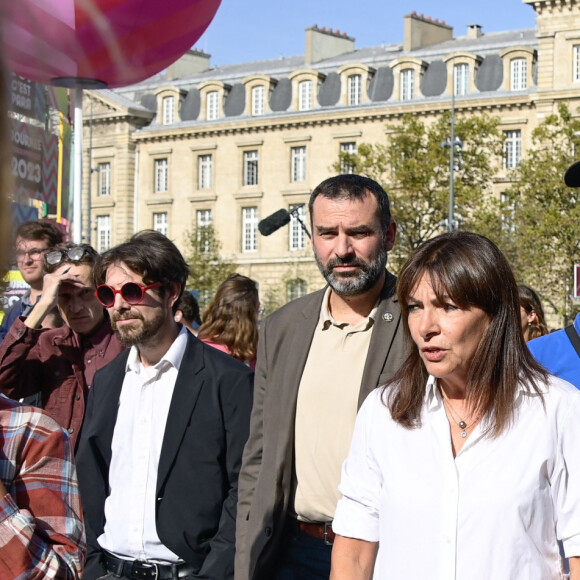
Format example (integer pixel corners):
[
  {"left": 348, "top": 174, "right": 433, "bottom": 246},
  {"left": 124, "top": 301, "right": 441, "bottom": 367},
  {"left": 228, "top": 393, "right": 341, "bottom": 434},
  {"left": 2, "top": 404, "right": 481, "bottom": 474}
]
[
  {"left": 235, "top": 174, "right": 406, "bottom": 579},
  {"left": 76, "top": 230, "right": 253, "bottom": 580}
]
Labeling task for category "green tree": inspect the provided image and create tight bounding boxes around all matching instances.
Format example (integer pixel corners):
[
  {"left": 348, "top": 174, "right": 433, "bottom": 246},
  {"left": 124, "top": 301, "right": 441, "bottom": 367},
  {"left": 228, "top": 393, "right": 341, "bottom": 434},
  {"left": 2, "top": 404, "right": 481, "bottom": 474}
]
[
  {"left": 335, "top": 112, "right": 503, "bottom": 270},
  {"left": 502, "top": 103, "right": 580, "bottom": 322},
  {"left": 184, "top": 224, "right": 237, "bottom": 310}
]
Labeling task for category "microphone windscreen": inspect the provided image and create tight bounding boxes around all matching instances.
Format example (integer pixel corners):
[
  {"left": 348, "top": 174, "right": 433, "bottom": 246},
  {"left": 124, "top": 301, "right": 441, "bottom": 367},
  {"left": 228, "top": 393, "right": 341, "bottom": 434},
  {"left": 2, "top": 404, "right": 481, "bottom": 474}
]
[{"left": 258, "top": 209, "right": 291, "bottom": 236}]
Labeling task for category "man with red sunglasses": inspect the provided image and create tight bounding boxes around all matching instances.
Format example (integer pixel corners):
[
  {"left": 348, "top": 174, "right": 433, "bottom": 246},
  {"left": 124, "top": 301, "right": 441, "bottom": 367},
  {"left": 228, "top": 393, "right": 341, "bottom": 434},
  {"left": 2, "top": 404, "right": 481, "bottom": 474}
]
[
  {"left": 76, "top": 230, "right": 254, "bottom": 580},
  {"left": 0, "top": 242, "right": 124, "bottom": 449}
]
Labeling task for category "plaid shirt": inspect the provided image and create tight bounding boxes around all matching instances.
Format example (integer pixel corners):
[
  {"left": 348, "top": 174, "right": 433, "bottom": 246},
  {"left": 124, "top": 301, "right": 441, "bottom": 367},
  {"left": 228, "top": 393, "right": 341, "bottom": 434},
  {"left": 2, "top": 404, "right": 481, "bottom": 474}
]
[{"left": 0, "top": 394, "right": 85, "bottom": 578}]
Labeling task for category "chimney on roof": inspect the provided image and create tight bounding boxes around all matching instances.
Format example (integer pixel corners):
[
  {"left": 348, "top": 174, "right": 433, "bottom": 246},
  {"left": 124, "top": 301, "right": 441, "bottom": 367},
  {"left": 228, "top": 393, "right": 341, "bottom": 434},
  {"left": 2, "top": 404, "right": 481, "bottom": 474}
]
[
  {"left": 305, "top": 25, "right": 355, "bottom": 64},
  {"left": 167, "top": 49, "right": 210, "bottom": 80},
  {"left": 467, "top": 24, "right": 483, "bottom": 39},
  {"left": 403, "top": 12, "right": 453, "bottom": 51}
]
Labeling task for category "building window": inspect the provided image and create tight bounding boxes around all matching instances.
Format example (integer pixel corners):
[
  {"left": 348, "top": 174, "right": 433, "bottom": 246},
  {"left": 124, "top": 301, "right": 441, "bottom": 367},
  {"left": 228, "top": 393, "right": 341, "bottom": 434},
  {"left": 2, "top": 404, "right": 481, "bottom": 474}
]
[
  {"left": 198, "top": 154, "right": 213, "bottom": 190},
  {"left": 347, "top": 74, "right": 362, "bottom": 105},
  {"left": 574, "top": 45, "right": 580, "bottom": 82},
  {"left": 251, "top": 85, "right": 265, "bottom": 116},
  {"left": 454, "top": 63, "right": 469, "bottom": 96},
  {"left": 96, "top": 215, "right": 111, "bottom": 253},
  {"left": 153, "top": 212, "right": 169, "bottom": 236},
  {"left": 206, "top": 91, "right": 219, "bottom": 120},
  {"left": 510, "top": 58, "right": 527, "bottom": 91},
  {"left": 154, "top": 158, "right": 168, "bottom": 193},
  {"left": 340, "top": 142, "right": 356, "bottom": 174},
  {"left": 401, "top": 69, "right": 415, "bottom": 101},
  {"left": 97, "top": 162, "right": 111, "bottom": 196},
  {"left": 500, "top": 192, "right": 516, "bottom": 235},
  {"left": 162, "top": 96, "right": 175, "bottom": 125},
  {"left": 287, "top": 278, "right": 307, "bottom": 302},
  {"left": 289, "top": 204, "right": 306, "bottom": 251},
  {"left": 243, "top": 150, "right": 259, "bottom": 186},
  {"left": 504, "top": 130, "right": 522, "bottom": 169},
  {"left": 298, "top": 80, "right": 313, "bottom": 111},
  {"left": 242, "top": 207, "right": 258, "bottom": 253},
  {"left": 196, "top": 209, "right": 212, "bottom": 253},
  {"left": 291, "top": 146, "right": 306, "bottom": 183}
]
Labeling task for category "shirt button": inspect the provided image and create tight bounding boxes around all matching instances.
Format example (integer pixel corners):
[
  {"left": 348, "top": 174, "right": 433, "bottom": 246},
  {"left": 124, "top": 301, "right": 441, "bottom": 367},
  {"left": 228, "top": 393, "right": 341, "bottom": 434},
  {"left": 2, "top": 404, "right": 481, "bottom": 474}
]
[
  {"left": 75, "top": 395, "right": 81, "bottom": 401},
  {"left": 68, "top": 427, "right": 74, "bottom": 434},
  {"left": 87, "top": 359, "right": 92, "bottom": 364}
]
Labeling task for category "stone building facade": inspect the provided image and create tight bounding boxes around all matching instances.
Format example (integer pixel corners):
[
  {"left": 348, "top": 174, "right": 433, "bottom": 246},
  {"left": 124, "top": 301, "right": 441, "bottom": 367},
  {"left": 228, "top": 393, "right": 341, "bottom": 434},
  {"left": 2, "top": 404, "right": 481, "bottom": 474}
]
[{"left": 82, "top": 0, "right": 580, "bottom": 303}]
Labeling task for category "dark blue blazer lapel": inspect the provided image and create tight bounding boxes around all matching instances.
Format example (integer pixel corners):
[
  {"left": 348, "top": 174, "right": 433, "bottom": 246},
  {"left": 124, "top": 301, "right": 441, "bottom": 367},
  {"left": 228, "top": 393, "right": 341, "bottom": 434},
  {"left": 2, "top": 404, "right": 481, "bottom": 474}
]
[{"left": 156, "top": 333, "right": 204, "bottom": 495}]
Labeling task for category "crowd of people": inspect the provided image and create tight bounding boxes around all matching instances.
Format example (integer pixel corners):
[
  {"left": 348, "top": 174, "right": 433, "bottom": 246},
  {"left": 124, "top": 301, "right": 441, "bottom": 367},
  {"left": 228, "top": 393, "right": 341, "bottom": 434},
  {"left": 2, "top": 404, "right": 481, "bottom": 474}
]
[{"left": 0, "top": 127, "right": 579, "bottom": 578}]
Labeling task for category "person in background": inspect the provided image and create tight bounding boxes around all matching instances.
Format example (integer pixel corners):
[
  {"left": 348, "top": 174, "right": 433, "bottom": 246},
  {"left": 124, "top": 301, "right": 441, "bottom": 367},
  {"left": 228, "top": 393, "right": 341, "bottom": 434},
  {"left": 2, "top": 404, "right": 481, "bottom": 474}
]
[
  {"left": 518, "top": 284, "right": 548, "bottom": 342},
  {"left": 0, "top": 220, "right": 63, "bottom": 342},
  {"left": 198, "top": 273, "right": 259, "bottom": 369},
  {"left": 330, "top": 232, "right": 580, "bottom": 580},
  {"left": 235, "top": 175, "right": 405, "bottom": 580},
  {"left": 174, "top": 290, "right": 202, "bottom": 335},
  {"left": 0, "top": 243, "right": 125, "bottom": 449},
  {"left": 0, "top": 46, "right": 85, "bottom": 577},
  {"left": 527, "top": 159, "right": 580, "bottom": 389},
  {"left": 76, "top": 230, "right": 253, "bottom": 580}
]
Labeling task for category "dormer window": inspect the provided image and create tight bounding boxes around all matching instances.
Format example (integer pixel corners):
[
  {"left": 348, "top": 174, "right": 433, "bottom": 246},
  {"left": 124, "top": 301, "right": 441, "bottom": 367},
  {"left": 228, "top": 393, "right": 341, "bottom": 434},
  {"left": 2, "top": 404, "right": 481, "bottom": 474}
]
[
  {"left": 510, "top": 58, "right": 527, "bottom": 91},
  {"left": 252, "top": 86, "right": 265, "bottom": 116},
  {"left": 401, "top": 69, "right": 415, "bottom": 101},
  {"left": 348, "top": 74, "right": 362, "bottom": 105},
  {"left": 162, "top": 96, "right": 175, "bottom": 125},
  {"left": 454, "top": 63, "right": 469, "bottom": 96},
  {"left": 299, "top": 80, "right": 313, "bottom": 111},
  {"left": 206, "top": 91, "right": 219, "bottom": 120}
]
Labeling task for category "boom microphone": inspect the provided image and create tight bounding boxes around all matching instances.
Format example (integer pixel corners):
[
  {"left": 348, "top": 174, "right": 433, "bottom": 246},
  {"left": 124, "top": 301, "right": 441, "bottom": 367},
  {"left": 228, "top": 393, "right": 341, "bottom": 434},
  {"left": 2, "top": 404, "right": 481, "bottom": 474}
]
[{"left": 258, "top": 209, "right": 291, "bottom": 236}]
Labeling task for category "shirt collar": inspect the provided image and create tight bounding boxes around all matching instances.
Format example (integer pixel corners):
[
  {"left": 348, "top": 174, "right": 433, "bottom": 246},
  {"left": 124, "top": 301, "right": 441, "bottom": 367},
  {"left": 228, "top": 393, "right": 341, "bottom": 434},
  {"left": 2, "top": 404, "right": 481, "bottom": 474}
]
[
  {"left": 125, "top": 325, "right": 189, "bottom": 375},
  {"left": 319, "top": 286, "right": 379, "bottom": 331}
]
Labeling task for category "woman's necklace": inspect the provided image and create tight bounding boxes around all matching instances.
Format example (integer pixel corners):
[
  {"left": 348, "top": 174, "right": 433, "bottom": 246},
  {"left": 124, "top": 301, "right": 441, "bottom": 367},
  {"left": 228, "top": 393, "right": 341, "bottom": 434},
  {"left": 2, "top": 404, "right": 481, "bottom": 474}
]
[{"left": 441, "top": 394, "right": 479, "bottom": 438}]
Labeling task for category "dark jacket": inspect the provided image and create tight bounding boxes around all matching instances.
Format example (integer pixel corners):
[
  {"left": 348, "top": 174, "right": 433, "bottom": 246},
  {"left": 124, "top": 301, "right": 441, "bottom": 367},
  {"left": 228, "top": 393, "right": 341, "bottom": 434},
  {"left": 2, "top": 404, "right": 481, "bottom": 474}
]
[
  {"left": 235, "top": 273, "right": 406, "bottom": 580},
  {"left": 76, "top": 333, "right": 254, "bottom": 580}
]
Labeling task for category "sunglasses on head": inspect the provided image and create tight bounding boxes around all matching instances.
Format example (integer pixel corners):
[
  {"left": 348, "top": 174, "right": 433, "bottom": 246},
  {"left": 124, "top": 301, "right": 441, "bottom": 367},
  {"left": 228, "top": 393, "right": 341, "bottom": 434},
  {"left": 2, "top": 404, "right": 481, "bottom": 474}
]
[
  {"left": 45, "top": 246, "right": 94, "bottom": 266},
  {"left": 95, "top": 282, "right": 163, "bottom": 307}
]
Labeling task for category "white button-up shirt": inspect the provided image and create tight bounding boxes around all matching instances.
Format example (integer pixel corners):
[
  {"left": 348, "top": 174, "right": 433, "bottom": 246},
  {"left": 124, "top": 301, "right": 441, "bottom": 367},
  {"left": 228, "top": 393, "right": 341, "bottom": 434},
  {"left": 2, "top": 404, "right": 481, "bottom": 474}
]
[
  {"left": 99, "top": 327, "right": 188, "bottom": 563},
  {"left": 333, "top": 374, "right": 580, "bottom": 580}
]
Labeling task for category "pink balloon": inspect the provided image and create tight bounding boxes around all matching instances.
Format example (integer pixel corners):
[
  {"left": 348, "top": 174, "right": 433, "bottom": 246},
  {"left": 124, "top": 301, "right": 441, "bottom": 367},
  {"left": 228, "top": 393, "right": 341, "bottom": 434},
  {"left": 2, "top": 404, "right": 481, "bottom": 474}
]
[{"left": 0, "top": 0, "right": 222, "bottom": 88}]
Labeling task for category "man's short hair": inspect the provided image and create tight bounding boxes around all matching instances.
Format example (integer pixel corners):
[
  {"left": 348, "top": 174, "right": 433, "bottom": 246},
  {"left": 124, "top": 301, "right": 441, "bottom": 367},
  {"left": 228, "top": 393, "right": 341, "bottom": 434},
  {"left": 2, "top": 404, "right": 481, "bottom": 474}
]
[
  {"left": 94, "top": 230, "right": 190, "bottom": 307},
  {"left": 14, "top": 221, "right": 63, "bottom": 247},
  {"left": 308, "top": 174, "right": 392, "bottom": 233},
  {"left": 43, "top": 243, "right": 99, "bottom": 274}
]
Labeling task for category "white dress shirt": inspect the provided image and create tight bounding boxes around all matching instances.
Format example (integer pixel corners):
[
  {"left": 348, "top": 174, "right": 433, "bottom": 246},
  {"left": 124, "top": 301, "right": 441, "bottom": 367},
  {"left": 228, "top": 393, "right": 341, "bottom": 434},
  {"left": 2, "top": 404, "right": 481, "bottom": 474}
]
[
  {"left": 333, "top": 374, "right": 580, "bottom": 580},
  {"left": 99, "top": 327, "right": 188, "bottom": 563}
]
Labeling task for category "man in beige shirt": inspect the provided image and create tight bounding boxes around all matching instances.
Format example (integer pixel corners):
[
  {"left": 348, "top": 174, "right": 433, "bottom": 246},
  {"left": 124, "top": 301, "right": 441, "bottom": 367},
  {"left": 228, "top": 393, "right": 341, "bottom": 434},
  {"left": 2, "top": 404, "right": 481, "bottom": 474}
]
[{"left": 236, "top": 174, "right": 406, "bottom": 580}]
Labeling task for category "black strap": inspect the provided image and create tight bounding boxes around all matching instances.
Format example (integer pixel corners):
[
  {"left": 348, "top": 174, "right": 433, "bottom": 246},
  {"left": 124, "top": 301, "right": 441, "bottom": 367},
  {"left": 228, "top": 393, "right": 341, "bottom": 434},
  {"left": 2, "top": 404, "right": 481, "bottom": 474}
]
[{"left": 565, "top": 324, "right": 580, "bottom": 358}]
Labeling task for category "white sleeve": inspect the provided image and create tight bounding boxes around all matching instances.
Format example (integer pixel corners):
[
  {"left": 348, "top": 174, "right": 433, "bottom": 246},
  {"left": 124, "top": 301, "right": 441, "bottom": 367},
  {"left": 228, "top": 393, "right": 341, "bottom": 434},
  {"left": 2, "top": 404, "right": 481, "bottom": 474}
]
[
  {"left": 552, "top": 384, "right": 580, "bottom": 557},
  {"left": 333, "top": 390, "right": 384, "bottom": 542}
]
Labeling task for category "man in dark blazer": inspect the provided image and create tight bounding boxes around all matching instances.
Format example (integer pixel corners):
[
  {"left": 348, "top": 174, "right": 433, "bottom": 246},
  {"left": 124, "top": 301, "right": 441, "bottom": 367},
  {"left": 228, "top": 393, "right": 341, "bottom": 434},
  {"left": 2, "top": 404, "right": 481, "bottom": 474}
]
[
  {"left": 235, "top": 175, "right": 406, "bottom": 579},
  {"left": 76, "top": 231, "right": 253, "bottom": 580}
]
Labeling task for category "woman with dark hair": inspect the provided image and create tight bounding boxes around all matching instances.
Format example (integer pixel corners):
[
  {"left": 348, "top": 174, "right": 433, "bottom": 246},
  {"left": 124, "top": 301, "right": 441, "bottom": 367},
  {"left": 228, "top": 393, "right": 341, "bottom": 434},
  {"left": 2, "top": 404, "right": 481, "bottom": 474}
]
[
  {"left": 198, "top": 273, "right": 259, "bottom": 369},
  {"left": 518, "top": 284, "right": 549, "bottom": 341},
  {"left": 330, "top": 232, "right": 580, "bottom": 580}
]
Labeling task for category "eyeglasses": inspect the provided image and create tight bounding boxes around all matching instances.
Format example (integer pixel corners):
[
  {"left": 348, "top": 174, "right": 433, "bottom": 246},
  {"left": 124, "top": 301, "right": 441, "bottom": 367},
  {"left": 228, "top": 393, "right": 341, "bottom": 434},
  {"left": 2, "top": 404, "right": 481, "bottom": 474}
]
[
  {"left": 45, "top": 246, "right": 94, "bottom": 266},
  {"left": 95, "top": 282, "right": 162, "bottom": 307},
  {"left": 15, "top": 248, "right": 47, "bottom": 262}
]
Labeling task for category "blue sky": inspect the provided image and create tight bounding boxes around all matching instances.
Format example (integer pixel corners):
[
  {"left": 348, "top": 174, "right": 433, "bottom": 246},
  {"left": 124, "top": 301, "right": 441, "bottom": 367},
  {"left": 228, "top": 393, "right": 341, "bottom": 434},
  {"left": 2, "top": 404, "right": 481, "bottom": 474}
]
[{"left": 198, "top": 0, "right": 538, "bottom": 66}]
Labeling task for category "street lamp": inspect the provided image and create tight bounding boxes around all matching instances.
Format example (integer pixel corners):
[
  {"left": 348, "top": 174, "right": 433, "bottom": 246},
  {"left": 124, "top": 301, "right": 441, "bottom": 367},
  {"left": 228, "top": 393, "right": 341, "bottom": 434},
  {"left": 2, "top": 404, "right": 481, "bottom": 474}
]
[{"left": 440, "top": 70, "right": 464, "bottom": 232}]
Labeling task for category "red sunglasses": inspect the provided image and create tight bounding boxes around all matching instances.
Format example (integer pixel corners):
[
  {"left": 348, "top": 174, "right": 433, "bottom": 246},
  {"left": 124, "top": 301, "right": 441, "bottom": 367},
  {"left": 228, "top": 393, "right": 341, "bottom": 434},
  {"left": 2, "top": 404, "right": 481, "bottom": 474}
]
[{"left": 95, "top": 282, "right": 162, "bottom": 307}]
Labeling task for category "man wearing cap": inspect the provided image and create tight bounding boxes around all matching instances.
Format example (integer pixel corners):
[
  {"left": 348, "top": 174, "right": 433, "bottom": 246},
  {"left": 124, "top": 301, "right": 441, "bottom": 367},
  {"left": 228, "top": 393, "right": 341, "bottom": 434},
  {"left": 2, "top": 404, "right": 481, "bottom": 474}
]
[
  {"left": 527, "top": 160, "right": 580, "bottom": 389},
  {"left": 235, "top": 174, "right": 406, "bottom": 580},
  {"left": 0, "top": 243, "right": 124, "bottom": 449}
]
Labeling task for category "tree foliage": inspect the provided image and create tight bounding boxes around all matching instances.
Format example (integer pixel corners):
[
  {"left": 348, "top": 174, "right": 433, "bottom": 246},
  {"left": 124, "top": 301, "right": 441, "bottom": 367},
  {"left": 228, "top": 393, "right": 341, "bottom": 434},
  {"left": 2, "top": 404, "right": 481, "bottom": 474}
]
[
  {"left": 335, "top": 112, "right": 503, "bottom": 270},
  {"left": 502, "top": 103, "right": 580, "bottom": 321},
  {"left": 183, "top": 224, "right": 237, "bottom": 310}
]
